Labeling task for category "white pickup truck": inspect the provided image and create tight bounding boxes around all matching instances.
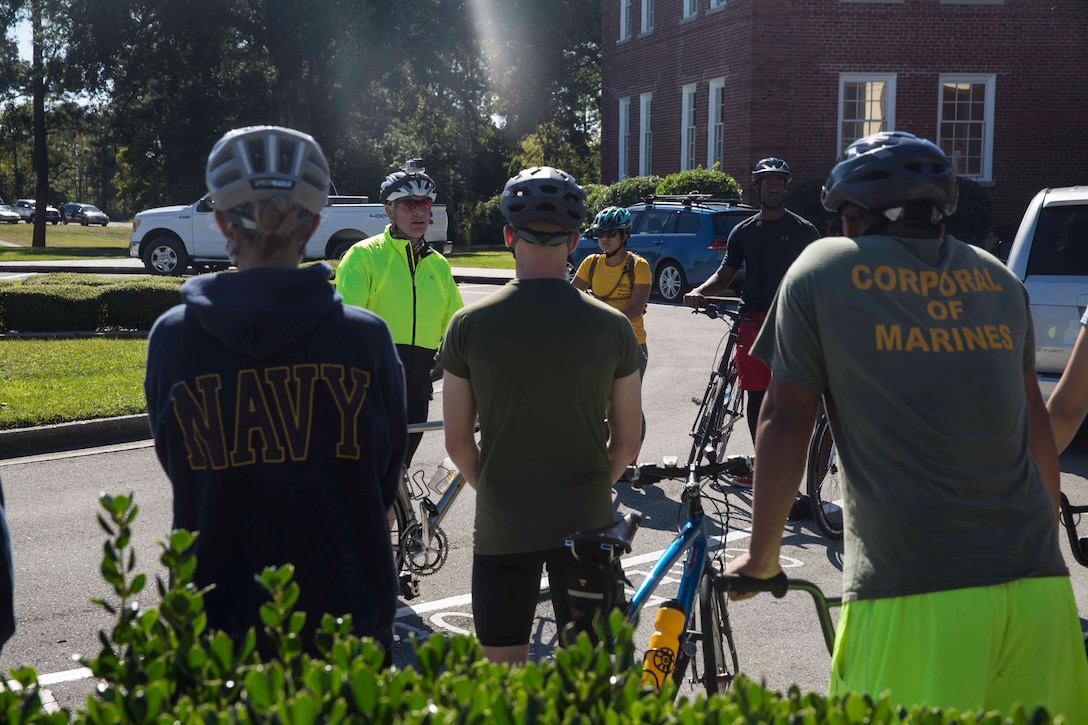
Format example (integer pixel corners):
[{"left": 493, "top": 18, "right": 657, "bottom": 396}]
[{"left": 129, "top": 194, "right": 449, "bottom": 275}]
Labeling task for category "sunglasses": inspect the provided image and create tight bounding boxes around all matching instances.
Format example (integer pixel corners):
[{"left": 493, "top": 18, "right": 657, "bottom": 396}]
[
  {"left": 596, "top": 229, "right": 624, "bottom": 239},
  {"left": 398, "top": 197, "right": 433, "bottom": 211},
  {"left": 513, "top": 225, "right": 573, "bottom": 246}
]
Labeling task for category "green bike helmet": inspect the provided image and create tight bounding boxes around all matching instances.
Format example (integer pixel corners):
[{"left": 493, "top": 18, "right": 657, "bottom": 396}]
[{"left": 589, "top": 206, "right": 633, "bottom": 237}]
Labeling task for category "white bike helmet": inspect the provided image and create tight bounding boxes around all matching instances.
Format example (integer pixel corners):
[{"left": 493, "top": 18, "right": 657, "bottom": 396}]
[
  {"left": 380, "top": 159, "right": 438, "bottom": 203},
  {"left": 205, "top": 125, "right": 330, "bottom": 216}
]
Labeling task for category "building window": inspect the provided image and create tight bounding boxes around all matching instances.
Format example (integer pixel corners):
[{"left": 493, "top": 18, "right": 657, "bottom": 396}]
[
  {"left": 709, "top": 0, "right": 726, "bottom": 8},
  {"left": 937, "top": 74, "right": 995, "bottom": 180},
  {"left": 641, "top": 0, "right": 654, "bottom": 33},
  {"left": 619, "top": 0, "right": 632, "bottom": 40},
  {"left": 639, "top": 93, "right": 653, "bottom": 177},
  {"left": 681, "top": 84, "right": 697, "bottom": 171},
  {"left": 838, "top": 73, "right": 896, "bottom": 153},
  {"left": 706, "top": 78, "right": 725, "bottom": 171},
  {"left": 618, "top": 97, "right": 631, "bottom": 180},
  {"left": 683, "top": 0, "right": 698, "bottom": 19}
]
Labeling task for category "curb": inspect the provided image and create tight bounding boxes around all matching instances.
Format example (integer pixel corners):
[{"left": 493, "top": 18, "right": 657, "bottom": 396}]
[{"left": 0, "top": 415, "right": 151, "bottom": 461}]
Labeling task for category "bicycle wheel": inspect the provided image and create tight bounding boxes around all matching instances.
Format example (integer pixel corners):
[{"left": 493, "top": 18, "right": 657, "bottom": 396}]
[
  {"left": 711, "top": 362, "right": 745, "bottom": 466},
  {"left": 807, "top": 416, "right": 843, "bottom": 539},
  {"left": 390, "top": 484, "right": 410, "bottom": 573},
  {"left": 690, "top": 373, "right": 730, "bottom": 462},
  {"left": 688, "top": 566, "right": 739, "bottom": 696}
]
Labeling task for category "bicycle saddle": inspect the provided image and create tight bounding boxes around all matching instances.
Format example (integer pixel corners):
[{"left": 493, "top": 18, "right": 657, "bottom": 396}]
[{"left": 564, "top": 512, "right": 642, "bottom": 553}]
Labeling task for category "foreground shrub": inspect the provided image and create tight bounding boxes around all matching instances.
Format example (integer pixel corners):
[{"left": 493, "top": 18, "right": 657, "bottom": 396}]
[{"left": 0, "top": 494, "right": 1064, "bottom": 723}]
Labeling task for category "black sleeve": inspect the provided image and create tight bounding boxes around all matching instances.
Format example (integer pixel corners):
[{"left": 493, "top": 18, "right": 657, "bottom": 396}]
[{"left": 0, "top": 477, "right": 15, "bottom": 652}]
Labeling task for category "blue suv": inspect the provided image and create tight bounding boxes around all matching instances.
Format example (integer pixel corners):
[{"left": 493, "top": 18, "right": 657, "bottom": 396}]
[{"left": 568, "top": 195, "right": 757, "bottom": 302}]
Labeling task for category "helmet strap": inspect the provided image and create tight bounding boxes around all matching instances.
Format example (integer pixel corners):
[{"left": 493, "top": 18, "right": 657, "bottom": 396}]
[{"left": 605, "top": 244, "right": 625, "bottom": 259}]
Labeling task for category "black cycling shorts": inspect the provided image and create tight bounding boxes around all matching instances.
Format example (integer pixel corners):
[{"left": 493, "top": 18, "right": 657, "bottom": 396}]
[{"left": 471, "top": 547, "right": 573, "bottom": 647}]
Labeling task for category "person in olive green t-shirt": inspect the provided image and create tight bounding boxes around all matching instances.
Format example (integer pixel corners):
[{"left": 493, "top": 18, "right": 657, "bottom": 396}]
[{"left": 440, "top": 167, "right": 643, "bottom": 668}]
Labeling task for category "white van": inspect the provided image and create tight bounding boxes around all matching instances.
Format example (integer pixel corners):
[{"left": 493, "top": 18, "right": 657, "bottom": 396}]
[{"left": 1004, "top": 186, "right": 1088, "bottom": 398}]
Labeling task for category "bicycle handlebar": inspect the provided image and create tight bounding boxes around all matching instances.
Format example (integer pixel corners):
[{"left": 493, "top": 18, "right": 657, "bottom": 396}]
[
  {"left": 693, "top": 298, "right": 741, "bottom": 322},
  {"left": 624, "top": 455, "right": 752, "bottom": 487}
]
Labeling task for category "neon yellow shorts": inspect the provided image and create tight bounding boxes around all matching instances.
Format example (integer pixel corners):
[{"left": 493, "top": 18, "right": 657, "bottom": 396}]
[{"left": 829, "top": 577, "right": 1088, "bottom": 721}]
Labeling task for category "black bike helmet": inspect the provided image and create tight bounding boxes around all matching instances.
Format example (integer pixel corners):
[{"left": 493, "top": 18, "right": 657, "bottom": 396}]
[
  {"left": 751, "top": 157, "right": 791, "bottom": 183},
  {"left": 821, "top": 131, "right": 958, "bottom": 218},
  {"left": 500, "top": 166, "right": 587, "bottom": 232},
  {"left": 380, "top": 158, "right": 438, "bottom": 203}
]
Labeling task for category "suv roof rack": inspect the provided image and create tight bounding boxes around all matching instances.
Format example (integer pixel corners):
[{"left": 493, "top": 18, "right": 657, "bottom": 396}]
[{"left": 640, "top": 193, "right": 751, "bottom": 209}]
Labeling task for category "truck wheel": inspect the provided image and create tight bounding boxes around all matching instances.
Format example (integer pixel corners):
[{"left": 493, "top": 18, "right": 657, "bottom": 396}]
[
  {"left": 331, "top": 240, "right": 355, "bottom": 259},
  {"left": 142, "top": 236, "right": 189, "bottom": 276}
]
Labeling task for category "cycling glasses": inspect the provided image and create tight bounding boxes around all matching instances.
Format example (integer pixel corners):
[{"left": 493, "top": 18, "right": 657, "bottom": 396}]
[
  {"left": 513, "top": 225, "right": 573, "bottom": 246},
  {"left": 397, "top": 197, "right": 433, "bottom": 211},
  {"left": 596, "top": 229, "right": 624, "bottom": 239}
]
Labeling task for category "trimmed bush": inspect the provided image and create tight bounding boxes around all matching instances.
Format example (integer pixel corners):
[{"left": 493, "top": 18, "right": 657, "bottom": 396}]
[
  {"left": 0, "top": 284, "right": 104, "bottom": 332},
  {"left": 0, "top": 492, "right": 1062, "bottom": 724},
  {"left": 101, "top": 278, "right": 184, "bottom": 330},
  {"left": 596, "top": 175, "right": 662, "bottom": 211},
  {"left": 656, "top": 168, "right": 742, "bottom": 201},
  {"left": 583, "top": 183, "right": 609, "bottom": 220}
]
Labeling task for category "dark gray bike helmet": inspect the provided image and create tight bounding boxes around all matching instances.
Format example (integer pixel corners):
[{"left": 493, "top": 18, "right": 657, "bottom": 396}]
[
  {"left": 500, "top": 166, "right": 587, "bottom": 232},
  {"left": 821, "top": 131, "right": 958, "bottom": 218},
  {"left": 751, "top": 157, "right": 791, "bottom": 183}
]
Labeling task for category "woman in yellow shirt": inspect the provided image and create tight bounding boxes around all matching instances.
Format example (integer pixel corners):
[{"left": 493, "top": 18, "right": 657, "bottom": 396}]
[{"left": 573, "top": 206, "right": 652, "bottom": 456}]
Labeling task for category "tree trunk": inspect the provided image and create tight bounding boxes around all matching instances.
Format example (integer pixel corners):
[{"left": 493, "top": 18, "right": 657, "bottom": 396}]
[{"left": 31, "top": 0, "right": 48, "bottom": 248}]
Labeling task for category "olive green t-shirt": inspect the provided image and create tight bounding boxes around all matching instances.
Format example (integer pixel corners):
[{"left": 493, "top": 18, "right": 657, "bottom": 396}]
[
  {"left": 752, "top": 234, "right": 1067, "bottom": 601},
  {"left": 439, "top": 278, "right": 643, "bottom": 555}
]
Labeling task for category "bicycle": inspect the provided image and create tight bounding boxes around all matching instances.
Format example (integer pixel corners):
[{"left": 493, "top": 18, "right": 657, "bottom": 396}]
[
  {"left": 564, "top": 454, "right": 753, "bottom": 697},
  {"left": 1059, "top": 492, "right": 1088, "bottom": 569},
  {"left": 390, "top": 420, "right": 470, "bottom": 600},
  {"left": 688, "top": 299, "right": 749, "bottom": 473},
  {"left": 806, "top": 412, "right": 844, "bottom": 539}
]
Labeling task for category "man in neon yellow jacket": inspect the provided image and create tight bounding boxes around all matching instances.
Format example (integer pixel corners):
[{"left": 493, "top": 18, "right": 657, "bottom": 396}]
[{"left": 336, "top": 160, "right": 464, "bottom": 463}]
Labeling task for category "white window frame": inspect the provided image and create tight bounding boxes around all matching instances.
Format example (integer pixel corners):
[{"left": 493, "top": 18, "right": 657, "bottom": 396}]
[
  {"left": 618, "top": 97, "right": 631, "bottom": 180},
  {"left": 706, "top": 78, "right": 725, "bottom": 171},
  {"left": 683, "top": 0, "right": 698, "bottom": 20},
  {"left": 639, "top": 93, "right": 653, "bottom": 177},
  {"left": 837, "top": 73, "right": 897, "bottom": 154},
  {"left": 619, "top": 0, "right": 632, "bottom": 41},
  {"left": 709, "top": 0, "right": 726, "bottom": 9},
  {"left": 680, "top": 84, "right": 697, "bottom": 170},
  {"left": 937, "top": 73, "right": 996, "bottom": 181},
  {"left": 641, "top": 0, "right": 654, "bottom": 33}
]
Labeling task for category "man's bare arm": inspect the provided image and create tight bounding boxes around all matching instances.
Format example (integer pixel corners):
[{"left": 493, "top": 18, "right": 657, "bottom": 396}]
[
  {"left": 683, "top": 266, "right": 739, "bottom": 308},
  {"left": 1027, "top": 371, "right": 1062, "bottom": 513},
  {"left": 1047, "top": 325, "right": 1088, "bottom": 454},
  {"left": 442, "top": 371, "right": 480, "bottom": 489},
  {"left": 606, "top": 371, "right": 643, "bottom": 483}
]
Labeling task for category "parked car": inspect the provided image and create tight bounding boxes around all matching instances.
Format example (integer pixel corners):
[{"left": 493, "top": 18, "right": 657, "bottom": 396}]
[
  {"left": 1004, "top": 185, "right": 1088, "bottom": 399},
  {"left": 567, "top": 195, "right": 758, "bottom": 302},
  {"left": 0, "top": 205, "right": 21, "bottom": 224},
  {"left": 61, "top": 202, "right": 110, "bottom": 226},
  {"left": 13, "top": 199, "right": 61, "bottom": 225}
]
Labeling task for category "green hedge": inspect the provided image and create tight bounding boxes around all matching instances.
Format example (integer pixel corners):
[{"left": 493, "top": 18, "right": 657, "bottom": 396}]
[
  {"left": 0, "top": 493, "right": 1063, "bottom": 724},
  {"left": 656, "top": 168, "right": 742, "bottom": 201},
  {"left": 0, "top": 275, "right": 185, "bottom": 333}
]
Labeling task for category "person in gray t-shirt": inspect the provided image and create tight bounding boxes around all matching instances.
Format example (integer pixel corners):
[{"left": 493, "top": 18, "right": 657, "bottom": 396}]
[{"left": 724, "top": 131, "right": 1086, "bottom": 719}]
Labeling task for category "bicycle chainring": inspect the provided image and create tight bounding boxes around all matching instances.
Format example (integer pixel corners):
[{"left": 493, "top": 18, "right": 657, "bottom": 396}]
[{"left": 403, "top": 523, "right": 449, "bottom": 576}]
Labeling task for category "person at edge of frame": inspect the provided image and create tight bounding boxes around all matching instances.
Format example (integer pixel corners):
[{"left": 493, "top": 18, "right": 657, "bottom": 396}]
[
  {"left": 144, "top": 125, "right": 407, "bottom": 662},
  {"left": 440, "top": 166, "right": 643, "bottom": 666},
  {"left": 726, "top": 130, "right": 1088, "bottom": 720}
]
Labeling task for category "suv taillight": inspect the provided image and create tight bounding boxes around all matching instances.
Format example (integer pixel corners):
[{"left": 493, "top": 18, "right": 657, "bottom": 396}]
[{"left": 708, "top": 237, "right": 729, "bottom": 250}]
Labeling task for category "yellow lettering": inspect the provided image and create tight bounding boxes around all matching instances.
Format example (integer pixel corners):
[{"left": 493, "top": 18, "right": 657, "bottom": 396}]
[
  {"left": 950, "top": 327, "right": 964, "bottom": 351},
  {"left": 852, "top": 265, "right": 872, "bottom": 290},
  {"left": 170, "top": 375, "right": 229, "bottom": 471},
  {"left": 938, "top": 273, "right": 957, "bottom": 297},
  {"left": 982, "top": 268, "right": 1003, "bottom": 291},
  {"left": 322, "top": 364, "right": 371, "bottom": 459},
  {"left": 919, "top": 271, "right": 939, "bottom": 296},
  {"left": 905, "top": 327, "right": 930, "bottom": 352},
  {"left": 875, "top": 324, "right": 902, "bottom": 351},
  {"left": 874, "top": 266, "right": 896, "bottom": 291},
  {"left": 231, "top": 369, "right": 286, "bottom": 466},
  {"left": 984, "top": 325, "right": 1004, "bottom": 349},
  {"left": 962, "top": 326, "right": 986, "bottom": 351},
  {"left": 952, "top": 269, "right": 976, "bottom": 293},
  {"left": 899, "top": 269, "right": 921, "bottom": 295},
  {"left": 948, "top": 300, "right": 964, "bottom": 320},
  {"left": 1000, "top": 324, "right": 1015, "bottom": 350},
  {"left": 927, "top": 301, "right": 948, "bottom": 320},
  {"left": 265, "top": 365, "right": 320, "bottom": 462},
  {"left": 930, "top": 328, "right": 955, "bottom": 352}
]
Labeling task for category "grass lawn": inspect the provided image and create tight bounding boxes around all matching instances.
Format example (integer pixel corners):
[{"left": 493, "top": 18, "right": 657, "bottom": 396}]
[
  {"left": 0, "top": 223, "right": 130, "bottom": 260},
  {"left": 0, "top": 338, "right": 148, "bottom": 429}
]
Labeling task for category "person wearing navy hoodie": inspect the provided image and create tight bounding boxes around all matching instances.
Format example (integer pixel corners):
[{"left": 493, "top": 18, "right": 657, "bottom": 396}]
[{"left": 144, "top": 126, "right": 407, "bottom": 660}]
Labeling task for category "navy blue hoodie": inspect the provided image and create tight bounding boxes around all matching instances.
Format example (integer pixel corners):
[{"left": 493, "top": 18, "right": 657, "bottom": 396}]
[{"left": 144, "top": 264, "right": 406, "bottom": 651}]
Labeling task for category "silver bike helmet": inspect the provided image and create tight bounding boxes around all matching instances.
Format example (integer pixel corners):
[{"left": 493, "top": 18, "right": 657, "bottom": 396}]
[
  {"left": 205, "top": 125, "right": 330, "bottom": 216},
  {"left": 821, "top": 131, "right": 957, "bottom": 218},
  {"left": 751, "top": 157, "right": 792, "bottom": 183},
  {"left": 380, "top": 159, "right": 438, "bottom": 203},
  {"left": 500, "top": 166, "right": 587, "bottom": 233}
]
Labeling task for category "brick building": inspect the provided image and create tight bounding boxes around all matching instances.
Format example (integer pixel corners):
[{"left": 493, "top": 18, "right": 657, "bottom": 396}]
[{"left": 601, "top": 0, "right": 1088, "bottom": 235}]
